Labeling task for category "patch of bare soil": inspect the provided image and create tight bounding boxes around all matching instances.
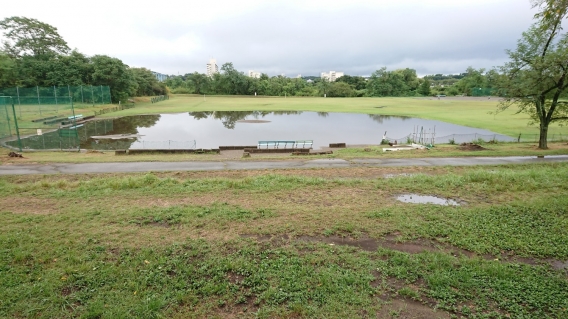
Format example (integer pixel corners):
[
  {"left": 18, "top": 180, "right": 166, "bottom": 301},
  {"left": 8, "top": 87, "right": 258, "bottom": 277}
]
[
  {"left": 549, "top": 259, "right": 568, "bottom": 270},
  {"left": 241, "top": 233, "right": 565, "bottom": 269},
  {"left": 1, "top": 154, "right": 29, "bottom": 164},
  {"left": 377, "top": 298, "right": 451, "bottom": 319},
  {"left": 153, "top": 166, "right": 437, "bottom": 180},
  {"left": 458, "top": 143, "right": 487, "bottom": 151},
  {"left": 0, "top": 197, "right": 61, "bottom": 215}
]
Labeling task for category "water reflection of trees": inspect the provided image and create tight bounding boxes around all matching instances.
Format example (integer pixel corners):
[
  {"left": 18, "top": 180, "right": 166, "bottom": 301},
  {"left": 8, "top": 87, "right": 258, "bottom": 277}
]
[
  {"left": 317, "top": 112, "right": 329, "bottom": 118},
  {"left": 188, "top": 111, "right": 303, "bottom": 129},
  {"left": 85, "top": 115, "right": 161, "bottom": 149},
  {"left": 367, "top": 114, "right": 409, "bottom": 124}
]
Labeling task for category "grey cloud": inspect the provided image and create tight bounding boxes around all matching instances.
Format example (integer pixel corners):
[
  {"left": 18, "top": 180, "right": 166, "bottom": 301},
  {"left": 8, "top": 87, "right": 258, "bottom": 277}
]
[{"left": 127, "top": 1, "right": 536, "bottom": 76}]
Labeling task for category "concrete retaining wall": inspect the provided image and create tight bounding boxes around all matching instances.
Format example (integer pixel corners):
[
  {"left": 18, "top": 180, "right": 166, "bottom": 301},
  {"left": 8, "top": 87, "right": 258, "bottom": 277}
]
[
  {"left": 219, "top": 146, "right": 257, "bottom": 150},
  {"left": 116, "top": 149, "right": 220, "bottom": 155}
]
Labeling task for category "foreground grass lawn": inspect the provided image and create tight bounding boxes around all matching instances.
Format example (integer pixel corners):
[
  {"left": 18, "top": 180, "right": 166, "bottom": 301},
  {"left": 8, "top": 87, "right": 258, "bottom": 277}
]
[{"left": 1, "top": 163, "right": 567, "bottom": 318}]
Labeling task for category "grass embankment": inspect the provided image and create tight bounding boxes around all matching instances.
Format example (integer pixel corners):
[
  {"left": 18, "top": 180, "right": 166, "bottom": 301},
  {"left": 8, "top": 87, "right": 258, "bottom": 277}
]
[
  {"left": 2, "top": 142, "right": 568, "bottom": 164},
  {"left": 101, "top": 95, "right": 568, "bottom": 138},
  {"left": 1, "top": 164, "right": 567, "bottom": 318}
]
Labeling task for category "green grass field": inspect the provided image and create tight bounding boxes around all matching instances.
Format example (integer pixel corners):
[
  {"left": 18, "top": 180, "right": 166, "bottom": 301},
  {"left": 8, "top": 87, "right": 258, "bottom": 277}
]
[
  {"left": 1, "top": 164, "right": 567, "bottom": 318},
  {"left": 98, "top": 95, "right": 567, "bottom": 138}
]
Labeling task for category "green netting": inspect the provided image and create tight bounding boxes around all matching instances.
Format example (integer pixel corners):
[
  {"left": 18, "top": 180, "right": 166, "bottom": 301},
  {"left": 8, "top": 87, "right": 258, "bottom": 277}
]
[
  {"left": 0, "top": 97, "right": 14, "bottom": 139},
  {"left": 0, "top": 87, "right": 88, "bottom": 150},
  {"left": 0, "top": 85, "right": 111, "bottom": 106},
  {"left": 471, "top": 88, "right": 495, "bottom": 96}
]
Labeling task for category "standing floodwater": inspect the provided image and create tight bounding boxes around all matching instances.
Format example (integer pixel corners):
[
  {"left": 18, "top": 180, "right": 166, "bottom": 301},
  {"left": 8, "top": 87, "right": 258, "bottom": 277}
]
[{"left": 7, "top": 111, "right": 515, "bottom": 150}]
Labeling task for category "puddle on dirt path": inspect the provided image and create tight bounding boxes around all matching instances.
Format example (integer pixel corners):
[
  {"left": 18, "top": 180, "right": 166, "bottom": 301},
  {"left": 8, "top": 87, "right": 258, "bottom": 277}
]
[{"left": 396, "top": 194, "right": 460, "bottom": 206}]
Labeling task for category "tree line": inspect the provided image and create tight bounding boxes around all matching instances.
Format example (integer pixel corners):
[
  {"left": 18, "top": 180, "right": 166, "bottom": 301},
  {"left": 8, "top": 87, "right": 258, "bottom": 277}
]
[
  {"left": 0, "top": 16, "right": 508, "bottom": 102},
  {"left": 165, "top": 65, "right": 506, "bottom": 98},
  {"left": 0, "top": 16, "right": 166, "bottom": 102}
]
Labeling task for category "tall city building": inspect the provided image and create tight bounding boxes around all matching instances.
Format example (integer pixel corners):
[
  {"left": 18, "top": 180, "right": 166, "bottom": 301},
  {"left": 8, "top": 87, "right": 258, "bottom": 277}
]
[
  {"left": 151, "top": 71, "right": 169, "bottom": 82},
  {"left": 248, "top": 70, "right": 261, "bottom": 78},
  {"left": 321, "top": 71, "right": 344, "bottom": 82},
  {"left": 206, "top": 58, "right": 218, "bottom": 77}
]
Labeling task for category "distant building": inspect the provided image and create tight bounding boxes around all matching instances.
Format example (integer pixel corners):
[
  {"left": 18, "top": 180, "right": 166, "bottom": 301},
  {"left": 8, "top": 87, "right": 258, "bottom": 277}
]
[
  {"left": 206, "top": 58, "right": 219, "bottom": 77},
  {"left": 297, "top": 74, "right": 302, "bottom": 78},
  {"left": 248, "top": 70, "right": 261, "bottom": 78},
  {"left": 151, "top": 71, "right": 169, "bottom": 82},
  {"left": 321, "top": 71, "right": 344, "bottom": 82}
]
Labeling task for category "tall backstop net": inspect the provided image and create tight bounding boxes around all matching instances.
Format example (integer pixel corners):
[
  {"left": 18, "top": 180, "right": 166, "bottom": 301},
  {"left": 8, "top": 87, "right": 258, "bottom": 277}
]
[
  {"left": 0, "top": 85, "right": 110, "bottom": 151},
  {"left": 0, "top": 96, "right": 16, "bottom": 140}
]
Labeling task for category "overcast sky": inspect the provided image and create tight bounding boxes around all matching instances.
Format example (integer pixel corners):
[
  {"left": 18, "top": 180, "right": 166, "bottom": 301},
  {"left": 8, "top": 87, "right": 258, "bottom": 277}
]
[{"left": 1, "top": 0, "right": 538, "bottom": 77}]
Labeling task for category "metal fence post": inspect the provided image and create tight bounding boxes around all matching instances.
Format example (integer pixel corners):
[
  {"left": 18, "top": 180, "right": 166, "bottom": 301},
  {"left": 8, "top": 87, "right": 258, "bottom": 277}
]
[
  {"left": 36, "top": 86, "right": 42, "bottom": 115},
  {"left": 2, "top": 98, "right": 12, "bottom": 137},
  {"left": 54, "top": 86, "right": 58, "bottom": 114},
  {"left": 16, "top": 86, "right": 21, "bottom": 118},
  {"left": 10, "top": 98, "right": 22, "bottom": 152}
]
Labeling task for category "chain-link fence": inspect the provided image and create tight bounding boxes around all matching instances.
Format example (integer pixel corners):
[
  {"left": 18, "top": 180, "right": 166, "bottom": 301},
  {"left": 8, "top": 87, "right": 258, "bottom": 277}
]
[
  {"left": 384, "top": 132, "right": 567, "bottom": 145},
  {"left": 1, "top": 91, "right": 84, "bottom": 151},
  {"left": 0, "top": 86, "right": 111, "bottom": 111},
  {"left": 0, "top": 97, "right": 16, "bottom": 140},
  {"left": 471, "top": 88, "right": 495, "bottom": 96}
]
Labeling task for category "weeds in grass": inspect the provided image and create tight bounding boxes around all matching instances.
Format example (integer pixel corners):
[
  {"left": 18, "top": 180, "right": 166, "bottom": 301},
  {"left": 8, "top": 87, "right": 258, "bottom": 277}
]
[
  {"left": 1, "top": 164, "right": 568, "bottom": 318},
  {"left": 376, "top": 250, "right": 568, "bottom": 317}
]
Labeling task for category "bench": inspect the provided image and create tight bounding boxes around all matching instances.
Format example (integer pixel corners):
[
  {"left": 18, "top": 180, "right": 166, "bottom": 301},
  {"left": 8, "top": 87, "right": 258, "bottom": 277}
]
[
  {"left": 258, "top": 140, "right": 296, "bottom": 148},
  {"left": 61, "top": 114, "right": 84, "bottom": 125},
  {"left": 257, "top": 140, "right": 313, "bottom": 149},
  {"left": 32, "top": 116, "right": 57, "bottom": 123},
  {"left": 295, "top": 140, "right": 313, "bottom": 148},
  {"left": 43, "top": 117, "right": 68, "bottom": 125}
]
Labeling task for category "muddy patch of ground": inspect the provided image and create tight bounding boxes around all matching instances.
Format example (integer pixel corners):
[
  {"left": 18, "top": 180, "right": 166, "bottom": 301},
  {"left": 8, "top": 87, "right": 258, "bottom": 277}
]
[
  {"left": 377, "top": 298, "right": 451, "bottom": 319},
  {"left": 241, "top": 233, "right": 567, "bottom": 270},
  {"left": 458, "top": 143, "right": 487, "bottom": 151},
  {"left": 396, "top": 194, "right": 461, "bottom": 206},
  {"left": 0, "top": 197, "right": 62, "bottom": 215}
]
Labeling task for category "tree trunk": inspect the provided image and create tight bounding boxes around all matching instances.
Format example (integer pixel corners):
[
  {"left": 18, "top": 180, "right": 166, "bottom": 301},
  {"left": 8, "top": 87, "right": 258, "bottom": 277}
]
[{"left": 539, "top": 123, "right": 549, "bottom": 149}]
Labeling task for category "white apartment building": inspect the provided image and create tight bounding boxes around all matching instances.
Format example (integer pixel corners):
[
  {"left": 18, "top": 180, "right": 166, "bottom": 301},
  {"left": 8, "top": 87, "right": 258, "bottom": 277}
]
[
  {"left": 206, "top": 58, "right": 219, "bottom": 77},
  {"left": 321, "top": 71, "right": 344, "bottom": 82},
  {"left": 248, "top": 70, "right": 261, "bottom": 78}
]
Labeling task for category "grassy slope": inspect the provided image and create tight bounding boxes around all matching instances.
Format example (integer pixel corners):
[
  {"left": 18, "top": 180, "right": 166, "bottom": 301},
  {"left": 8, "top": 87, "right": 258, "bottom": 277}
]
[
  {"left": 1, "top": 164, "right": 567, "bottom": 318},
  {"left": 100, "top": 95, "right": 568, "bottom": 137}
]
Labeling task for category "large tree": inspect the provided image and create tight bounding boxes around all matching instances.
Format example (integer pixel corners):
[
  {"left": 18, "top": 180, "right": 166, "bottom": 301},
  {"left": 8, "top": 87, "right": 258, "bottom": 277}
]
[
  {"left": 90, "top": 55, "right": 137, "bottom": 102},
  {"left": 497, "top": 1, "right": 568, "bottom": 149},
  {"left": 0, "top": 16, "right": 69, "bottom": 57},
  {"left": 0, "top": 51, "right": 16, "bottom": 87},
  {"left": 131, "top": 67, "right": 166, "bottom": 96},
  {"left": 366, "top": 67, "right": 410, "bottom": 97}
]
